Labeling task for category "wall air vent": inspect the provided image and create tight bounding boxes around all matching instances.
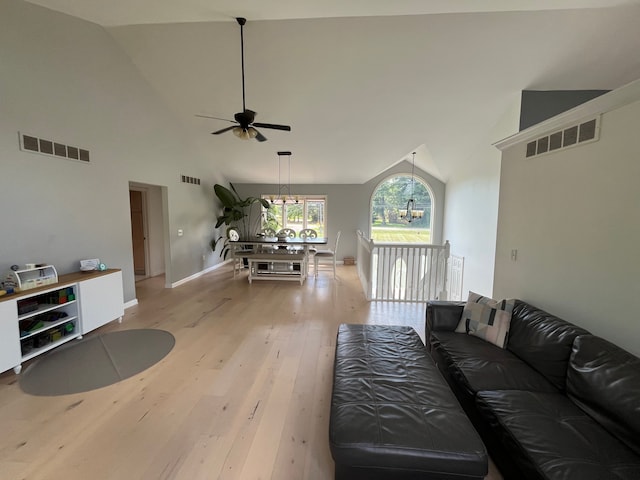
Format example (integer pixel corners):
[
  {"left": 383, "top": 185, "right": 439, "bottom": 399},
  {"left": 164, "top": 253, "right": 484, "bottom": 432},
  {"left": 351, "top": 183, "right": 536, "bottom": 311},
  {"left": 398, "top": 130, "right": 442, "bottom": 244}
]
[
  {"left": 525, "top": 117, "right": 599, "bottom": 158},
  {"left": 19, "top": 132, "right": 90, "bottom": 163},
  {"left": 180, "top": 175, "right": 201, "bottom": 185}
]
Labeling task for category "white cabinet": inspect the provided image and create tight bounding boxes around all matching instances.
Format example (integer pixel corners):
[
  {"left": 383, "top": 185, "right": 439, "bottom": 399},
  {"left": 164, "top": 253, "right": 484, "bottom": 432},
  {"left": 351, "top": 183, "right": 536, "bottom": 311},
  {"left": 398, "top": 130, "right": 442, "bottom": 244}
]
[
  {"left": 0, "top": 300, "right": 21, "bottom": 374},
  {"left": 0, "top": 269, "right": 124, "bottom": 374},
  {"left": 78, "top": 270, "right": 124, "bottom": 334},
  {"left": 17, "top": 284, "right": 81, "bottom": 373}
]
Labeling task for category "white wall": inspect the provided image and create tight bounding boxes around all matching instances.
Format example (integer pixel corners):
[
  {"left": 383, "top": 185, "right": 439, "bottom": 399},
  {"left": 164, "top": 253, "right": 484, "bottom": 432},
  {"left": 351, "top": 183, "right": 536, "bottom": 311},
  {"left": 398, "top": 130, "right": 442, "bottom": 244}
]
[
  {"left": 0, "top": 0, "right": 225, "bottom": 302},
  {"left": 494, "top": 98, "right": 640, "bottom": 356},
  {"left": 442, "top": 98, "right": 521, "bottom": 297}
]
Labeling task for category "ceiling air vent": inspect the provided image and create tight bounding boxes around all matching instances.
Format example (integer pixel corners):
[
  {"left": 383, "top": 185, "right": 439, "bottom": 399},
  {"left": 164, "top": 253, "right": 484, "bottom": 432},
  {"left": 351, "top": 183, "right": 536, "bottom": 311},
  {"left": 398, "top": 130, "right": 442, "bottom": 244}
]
[
  {"left": 525, "top": 117, "right": 599, "bottom": 158},
  {"left": 19, "top": 132, "right": 90, "bottom": 163}
]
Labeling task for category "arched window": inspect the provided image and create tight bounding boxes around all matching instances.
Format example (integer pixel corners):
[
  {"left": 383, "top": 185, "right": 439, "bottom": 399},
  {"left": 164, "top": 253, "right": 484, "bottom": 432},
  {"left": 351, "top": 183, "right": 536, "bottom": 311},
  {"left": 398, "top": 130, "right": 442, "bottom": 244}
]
[{"left": 371, "top": 174, "right": 433, "bottom": 243}]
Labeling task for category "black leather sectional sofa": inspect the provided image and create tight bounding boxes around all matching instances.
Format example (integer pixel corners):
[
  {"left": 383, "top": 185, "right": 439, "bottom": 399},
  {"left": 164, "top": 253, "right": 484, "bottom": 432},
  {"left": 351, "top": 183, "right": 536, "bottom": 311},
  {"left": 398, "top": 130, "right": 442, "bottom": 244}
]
[{"left": 426, "top": 300, "right": 640, "bottom": 480}]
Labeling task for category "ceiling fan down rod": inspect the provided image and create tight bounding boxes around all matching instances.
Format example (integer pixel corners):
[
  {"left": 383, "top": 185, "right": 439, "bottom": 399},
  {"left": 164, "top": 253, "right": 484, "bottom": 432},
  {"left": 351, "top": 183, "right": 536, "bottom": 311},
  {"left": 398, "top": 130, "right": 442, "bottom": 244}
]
[{"left": 237, "top": 17, "right": 247, "bottom": 113}]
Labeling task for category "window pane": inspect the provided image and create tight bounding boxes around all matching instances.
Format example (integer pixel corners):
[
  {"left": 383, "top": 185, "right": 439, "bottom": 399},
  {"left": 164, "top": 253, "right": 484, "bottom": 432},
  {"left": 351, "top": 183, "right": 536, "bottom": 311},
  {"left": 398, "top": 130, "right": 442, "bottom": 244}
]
[
  {"left": 262, "top": 195, "right": 326, "bottom": 237},
  {"left": 286, "top": 203, "right": 304, "bottom": 231},
  {"left": 371, "top": 175, "right": 432, "bottom": 243},
  {"left": 306, "top": 200, "right": 325, "bottom": 236},
  {"left": 266, "top": 203, "right": 283, "bottom": 232}
]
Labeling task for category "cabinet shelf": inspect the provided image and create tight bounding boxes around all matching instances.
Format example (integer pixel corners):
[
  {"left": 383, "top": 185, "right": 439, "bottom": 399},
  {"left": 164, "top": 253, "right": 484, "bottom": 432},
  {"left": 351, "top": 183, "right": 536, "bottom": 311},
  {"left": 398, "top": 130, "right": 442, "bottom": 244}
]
[
  {"left": 18, "top": 300, "right": 77, "bottom": 321},
  {"left": 20, "top": 315, "right": 78, "bottom": 339},
  {"left": 21, "top": 332, "right": 81, "bottom": 362}
]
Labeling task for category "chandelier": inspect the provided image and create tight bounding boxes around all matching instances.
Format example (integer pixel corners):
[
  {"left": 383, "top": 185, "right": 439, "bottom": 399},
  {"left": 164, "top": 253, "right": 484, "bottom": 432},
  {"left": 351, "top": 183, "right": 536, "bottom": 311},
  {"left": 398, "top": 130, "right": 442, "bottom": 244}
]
[
  {"left": 270, "top": 151, "right": 298, "bottom": 204},
  {"left": 399, "top": 152, "right": 423, "bottom": 223}
]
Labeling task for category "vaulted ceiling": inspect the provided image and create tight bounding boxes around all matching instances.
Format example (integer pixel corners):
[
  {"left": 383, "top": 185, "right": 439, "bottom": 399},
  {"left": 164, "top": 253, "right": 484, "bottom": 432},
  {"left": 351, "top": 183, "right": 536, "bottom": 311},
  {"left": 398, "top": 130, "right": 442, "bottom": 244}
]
[{"left": 25, "top": 0, "right": 640, "bottom": 184}]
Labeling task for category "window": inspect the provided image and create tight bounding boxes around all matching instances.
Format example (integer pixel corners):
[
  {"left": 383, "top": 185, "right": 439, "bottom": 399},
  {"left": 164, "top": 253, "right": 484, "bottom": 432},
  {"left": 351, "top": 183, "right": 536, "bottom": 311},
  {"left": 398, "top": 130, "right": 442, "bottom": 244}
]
[
  {"left": 371, "top": 175, "right": 433, "bottom": 242},
  {"left": 262, "top": 195, "right": 326, "bottom": 236}
]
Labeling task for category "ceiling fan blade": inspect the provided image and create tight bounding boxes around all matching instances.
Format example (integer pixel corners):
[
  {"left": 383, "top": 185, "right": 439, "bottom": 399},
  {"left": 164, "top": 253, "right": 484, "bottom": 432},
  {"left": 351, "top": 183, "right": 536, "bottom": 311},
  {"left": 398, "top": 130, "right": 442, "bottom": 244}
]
[
  {"left": 254, "top": 130, "right": 267, "bottom": 142},
  {"left": 211, "top": 125, "right": 237, "bottom": 135},
  {"left": 253, "top": 122, "right": 291, "bottom": 131},
  {"left": 195, "top": 114, "right": 235, "bottom": 123}
]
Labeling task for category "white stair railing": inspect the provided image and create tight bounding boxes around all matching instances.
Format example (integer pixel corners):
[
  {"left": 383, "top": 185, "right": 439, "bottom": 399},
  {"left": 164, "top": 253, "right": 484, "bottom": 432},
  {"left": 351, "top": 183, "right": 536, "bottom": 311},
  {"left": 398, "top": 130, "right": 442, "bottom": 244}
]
[
  {"left": 356, "top": 231, "right": 454, "bottom": 302},
  {"left": 356, "top": 232, "right": 374, "bottom": 300}
]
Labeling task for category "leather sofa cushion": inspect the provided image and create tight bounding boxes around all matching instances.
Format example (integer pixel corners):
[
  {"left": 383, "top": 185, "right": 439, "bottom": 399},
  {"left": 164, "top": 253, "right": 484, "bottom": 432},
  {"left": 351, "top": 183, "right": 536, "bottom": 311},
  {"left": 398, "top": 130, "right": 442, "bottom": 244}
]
[
  {"left": 567, "top": 335, "right": 640, "bottom": 456},
  {"left": 476, "top": 390, "right": 640, "bottom": 480},
  {"left": 508, "top": 300, "right": 591, "bottom": 391},
  {"left": 431, "top": 331, "right": 558, "bottom": 397},
  {"left": 330, "top": 324, "right": 487, "bottom": 478}
]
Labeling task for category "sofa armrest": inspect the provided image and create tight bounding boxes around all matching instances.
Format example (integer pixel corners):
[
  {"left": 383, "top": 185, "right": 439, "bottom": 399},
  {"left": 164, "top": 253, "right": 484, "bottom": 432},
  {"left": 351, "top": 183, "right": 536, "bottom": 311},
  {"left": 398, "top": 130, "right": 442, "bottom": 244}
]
[
  {"left": 426, "top": 301, "right": 465, "bottom": 332},
  {"left": 425, "top": 301, "right": 465, "bottom": 352}
]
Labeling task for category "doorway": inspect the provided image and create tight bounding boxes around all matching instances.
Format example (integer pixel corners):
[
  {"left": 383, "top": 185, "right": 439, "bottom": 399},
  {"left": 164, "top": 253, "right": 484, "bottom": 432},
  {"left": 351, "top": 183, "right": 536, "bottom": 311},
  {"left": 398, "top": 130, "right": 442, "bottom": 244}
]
[
  {"left": 129, "top": 183, "right": 166, "bottom": 284},
  {"left": 129, "top": 190, "right": 147, "bottom": 278}
]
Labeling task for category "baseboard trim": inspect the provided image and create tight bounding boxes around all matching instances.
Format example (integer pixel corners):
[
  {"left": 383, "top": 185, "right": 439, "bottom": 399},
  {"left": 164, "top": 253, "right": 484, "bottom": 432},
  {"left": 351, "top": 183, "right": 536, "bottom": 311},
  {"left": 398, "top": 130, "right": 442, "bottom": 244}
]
[
  {"left": 170, "top": 260, "right": 231, "bottom": 288},
  {"left": 124, "top": 299, "right": 138, "bottom": 309}
]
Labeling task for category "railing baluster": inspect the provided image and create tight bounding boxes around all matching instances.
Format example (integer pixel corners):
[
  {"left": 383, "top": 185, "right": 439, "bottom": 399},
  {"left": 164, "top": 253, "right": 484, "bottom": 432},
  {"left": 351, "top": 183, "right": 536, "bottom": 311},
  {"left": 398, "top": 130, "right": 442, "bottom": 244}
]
[{"left": 356, "top": 231, "right": 457, "bottom": 303}]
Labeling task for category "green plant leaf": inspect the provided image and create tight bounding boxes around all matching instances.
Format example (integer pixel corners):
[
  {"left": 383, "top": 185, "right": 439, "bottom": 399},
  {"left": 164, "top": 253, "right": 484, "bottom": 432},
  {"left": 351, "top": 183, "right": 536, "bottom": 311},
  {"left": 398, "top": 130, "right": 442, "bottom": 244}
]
[
  {"left": 229, "top": 182, "right": 242, "bottom": 199},
  {"left": 213, "top": 183, "right": 267, "bottom": 241},
  {"left": 258, "top": 198, "right": 270, "bottom": 209},
  {"left": 214, "top": 184, "right": 237, "bottom": 208}
]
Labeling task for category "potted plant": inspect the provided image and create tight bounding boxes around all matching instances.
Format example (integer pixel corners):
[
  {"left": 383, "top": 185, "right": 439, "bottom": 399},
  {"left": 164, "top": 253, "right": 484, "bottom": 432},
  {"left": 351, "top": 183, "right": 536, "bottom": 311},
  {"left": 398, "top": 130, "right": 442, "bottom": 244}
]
[{"left": 211, "top": 183, "right": 270, "bottom": 259}]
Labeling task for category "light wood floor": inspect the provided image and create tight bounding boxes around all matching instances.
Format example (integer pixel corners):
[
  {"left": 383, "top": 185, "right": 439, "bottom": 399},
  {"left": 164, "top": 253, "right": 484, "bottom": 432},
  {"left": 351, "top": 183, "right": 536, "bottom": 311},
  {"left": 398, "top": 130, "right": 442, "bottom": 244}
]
[{"left": 0, "top": 264, "right": 501, "bottom": 480}]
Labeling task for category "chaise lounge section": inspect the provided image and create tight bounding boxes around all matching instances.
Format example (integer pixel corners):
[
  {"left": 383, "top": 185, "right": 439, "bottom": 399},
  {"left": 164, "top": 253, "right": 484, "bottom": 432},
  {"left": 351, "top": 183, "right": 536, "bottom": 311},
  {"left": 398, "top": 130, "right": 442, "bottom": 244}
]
[{"left": 426, "top": 299, "right": 640, "bottom": 480}]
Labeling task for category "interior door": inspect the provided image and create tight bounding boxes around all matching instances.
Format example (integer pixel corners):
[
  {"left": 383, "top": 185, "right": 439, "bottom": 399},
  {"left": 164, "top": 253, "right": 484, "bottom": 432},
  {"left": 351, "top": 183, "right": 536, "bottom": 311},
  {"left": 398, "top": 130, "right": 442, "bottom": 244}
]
[{"left": 129, "top": 190, "right": 146, "bottom": 276}]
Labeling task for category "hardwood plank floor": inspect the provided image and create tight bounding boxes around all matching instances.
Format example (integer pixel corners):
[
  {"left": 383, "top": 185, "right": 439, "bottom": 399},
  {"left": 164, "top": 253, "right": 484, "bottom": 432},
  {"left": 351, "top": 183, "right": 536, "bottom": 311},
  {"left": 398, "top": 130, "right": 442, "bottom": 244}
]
[{"left": 0, "top": 264, "right": 501, "bottom": 480}]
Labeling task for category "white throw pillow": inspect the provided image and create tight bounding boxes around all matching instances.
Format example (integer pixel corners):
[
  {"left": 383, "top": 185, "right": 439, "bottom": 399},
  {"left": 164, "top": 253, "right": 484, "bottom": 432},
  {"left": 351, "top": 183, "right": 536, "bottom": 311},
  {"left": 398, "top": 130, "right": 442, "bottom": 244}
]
[{"left": 455, "top": 291, "right": 515, "bottom": 348}]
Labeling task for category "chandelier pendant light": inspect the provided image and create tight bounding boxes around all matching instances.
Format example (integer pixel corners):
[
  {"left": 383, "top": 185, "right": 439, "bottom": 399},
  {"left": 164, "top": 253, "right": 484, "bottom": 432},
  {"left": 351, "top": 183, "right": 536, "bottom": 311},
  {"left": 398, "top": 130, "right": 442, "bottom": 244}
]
[
  {"left": 270, "top": 151, "right": 298, "bottom": 205},
  {"left": 400, "top": 152, "right": 423, "bottom": 223}
]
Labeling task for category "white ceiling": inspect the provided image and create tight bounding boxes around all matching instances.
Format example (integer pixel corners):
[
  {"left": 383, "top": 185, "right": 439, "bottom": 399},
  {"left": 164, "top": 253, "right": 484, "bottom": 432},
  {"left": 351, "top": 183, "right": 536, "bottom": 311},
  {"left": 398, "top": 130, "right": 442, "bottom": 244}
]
[
  {"left": 25, "top": 1, "right": 640, "bottom": 184},
  {"left": 24, "top": 0, "right": 640, "bottom": 26}
]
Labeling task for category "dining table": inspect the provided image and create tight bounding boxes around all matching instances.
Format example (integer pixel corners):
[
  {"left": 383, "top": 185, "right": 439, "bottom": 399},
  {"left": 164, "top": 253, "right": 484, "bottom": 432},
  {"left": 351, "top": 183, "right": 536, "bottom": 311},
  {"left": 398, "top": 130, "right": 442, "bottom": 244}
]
[{"left": 231, "top": 235, "right": 328, "bottom": 280}]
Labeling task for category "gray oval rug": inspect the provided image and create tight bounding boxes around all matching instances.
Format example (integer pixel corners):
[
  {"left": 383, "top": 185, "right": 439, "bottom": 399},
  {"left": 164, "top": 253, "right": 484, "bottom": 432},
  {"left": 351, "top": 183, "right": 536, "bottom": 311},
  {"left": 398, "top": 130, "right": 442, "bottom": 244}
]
[{"left": 20, "top": 329, "right": 175, "bottom": 396}]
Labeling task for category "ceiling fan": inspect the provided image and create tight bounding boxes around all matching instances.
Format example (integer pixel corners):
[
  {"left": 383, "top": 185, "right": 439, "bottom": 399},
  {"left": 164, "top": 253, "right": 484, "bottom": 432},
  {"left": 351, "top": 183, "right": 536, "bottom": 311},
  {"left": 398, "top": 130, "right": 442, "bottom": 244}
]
[{"left": 196, "top": 17, "right": 291, "bottom": 142}]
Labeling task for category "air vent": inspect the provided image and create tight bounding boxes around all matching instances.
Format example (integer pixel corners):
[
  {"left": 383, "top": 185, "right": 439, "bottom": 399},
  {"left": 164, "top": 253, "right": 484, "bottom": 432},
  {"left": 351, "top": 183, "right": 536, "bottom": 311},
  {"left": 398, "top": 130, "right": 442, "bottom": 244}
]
[
  {"left": 180, "top": 175, "right": 201, "bottom": 185},
  {"left": 525, "top": 117, "right": 599, "bottom": 158},
  {"left": 19, "top": 132, "right": 90, "bottom": 162}
]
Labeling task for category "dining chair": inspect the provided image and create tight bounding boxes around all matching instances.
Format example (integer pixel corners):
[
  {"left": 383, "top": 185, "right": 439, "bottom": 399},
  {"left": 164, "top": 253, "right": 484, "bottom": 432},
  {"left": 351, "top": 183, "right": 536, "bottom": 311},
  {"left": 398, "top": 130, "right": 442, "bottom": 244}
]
[
  {"left": 228, "top": 227, "right": 253, "bottom": 277},
  {"left": 299, "top": 228, "right": 317, "bottom": 239},
  {"left": 299, "top": 228, "right": 318, "bottom": 274},
  {"left": 314, "top": 230, "right": 341, "bottom": 279},
  {"left": 276, "top": 228, "right": 297, "bottom": 252},
  {"left": 259, "top": 227, "right": 277, "bottom": 252},
  {"left": 276, "top": 228, "right": 296, "bottom": 238}
]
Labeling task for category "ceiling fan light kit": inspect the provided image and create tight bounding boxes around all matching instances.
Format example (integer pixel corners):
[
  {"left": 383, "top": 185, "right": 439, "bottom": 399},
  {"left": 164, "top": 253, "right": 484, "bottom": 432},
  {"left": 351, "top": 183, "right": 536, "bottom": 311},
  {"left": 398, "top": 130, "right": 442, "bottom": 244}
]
[
  {"left": 197, "top": 17, "right": 291, "bottom": 142},
  {"left": 233, "top": 126, "right": 258, "bottom": 140}
]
